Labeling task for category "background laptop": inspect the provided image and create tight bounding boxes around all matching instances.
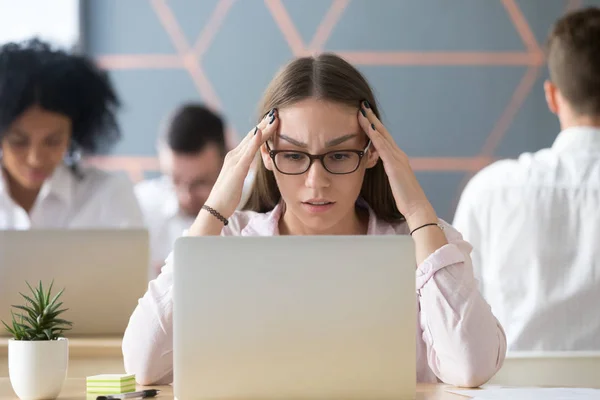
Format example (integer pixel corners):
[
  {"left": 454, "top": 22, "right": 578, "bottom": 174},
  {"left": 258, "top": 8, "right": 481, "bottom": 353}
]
[
  {"left": 0, "top": 229, "right": 149, "bottom": 336},
  {"left": 173, "top": 235, "right": 417, "bottom": 400}
]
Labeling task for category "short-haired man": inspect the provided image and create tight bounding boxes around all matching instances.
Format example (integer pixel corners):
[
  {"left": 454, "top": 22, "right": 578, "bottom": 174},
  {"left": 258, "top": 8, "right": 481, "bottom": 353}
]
[
  {"left": 454, "top": 7, "right": 600, "bottom": 351},
  {"left": 136, "top": 104, "right": 252, "bottom": 278}
]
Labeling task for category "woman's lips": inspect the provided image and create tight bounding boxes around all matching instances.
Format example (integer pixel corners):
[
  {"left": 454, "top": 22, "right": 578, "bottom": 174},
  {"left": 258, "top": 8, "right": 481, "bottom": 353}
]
[
  {"left": 301, "top": 201, "right": 335, "bottom": 213},
  {"left": 26, "top": 170, "right": 49, "bottom": 182}
]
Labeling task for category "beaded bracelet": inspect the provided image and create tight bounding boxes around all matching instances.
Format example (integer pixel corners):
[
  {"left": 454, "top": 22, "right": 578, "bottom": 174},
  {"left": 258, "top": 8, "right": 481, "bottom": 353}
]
[{"left": 201, "top": 205, "right": 228, "bottom": 226}]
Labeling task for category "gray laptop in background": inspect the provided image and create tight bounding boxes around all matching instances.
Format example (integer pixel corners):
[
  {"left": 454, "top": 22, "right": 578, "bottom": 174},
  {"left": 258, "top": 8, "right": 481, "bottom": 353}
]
[
  {"left": 0, "top": 229, "right": 149, "bottom": 336},
  {"left": 173, "top": 235, "right": 417, "bottom": 400}
]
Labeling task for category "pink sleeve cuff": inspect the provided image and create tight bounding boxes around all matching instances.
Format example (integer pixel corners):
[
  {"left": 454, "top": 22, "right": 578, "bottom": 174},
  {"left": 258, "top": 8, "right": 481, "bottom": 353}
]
[{"left": 416, "top": 243, "right": 465, "bottom": 291}]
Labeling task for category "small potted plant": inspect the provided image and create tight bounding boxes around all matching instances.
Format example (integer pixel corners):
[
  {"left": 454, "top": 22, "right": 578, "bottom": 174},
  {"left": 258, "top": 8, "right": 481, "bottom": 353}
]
[{"left": 2, "top": 281, "right": 72, "bottom": 400}]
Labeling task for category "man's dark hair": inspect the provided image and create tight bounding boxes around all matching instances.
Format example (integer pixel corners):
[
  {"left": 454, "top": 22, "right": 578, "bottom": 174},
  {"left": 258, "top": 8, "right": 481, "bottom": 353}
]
[
  {"left": 163, "top": 104, "right": 226, "bottom": 155},
  {"left": 0, "top": 38, "right": 121, "bottom": 156},
  {"left": 546, "top": 6, "right": 600, "bottom": 116}
]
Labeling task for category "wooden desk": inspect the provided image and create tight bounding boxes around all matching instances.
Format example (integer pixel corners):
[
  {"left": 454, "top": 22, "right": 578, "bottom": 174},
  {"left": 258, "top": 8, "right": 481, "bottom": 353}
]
[
  {"left": 0, "top": 338, "right": 475, "bottom": 398},
  {"left": 0, "top": 337, "right": 125, "bottom": 378},
  {"left": 0, "top": 379, "right": 471, "bottom": 399}
]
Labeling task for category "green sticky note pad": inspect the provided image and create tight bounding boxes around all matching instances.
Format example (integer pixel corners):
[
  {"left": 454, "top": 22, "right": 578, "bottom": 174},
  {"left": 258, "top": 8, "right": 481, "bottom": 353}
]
[
  {"left": 86, "top": 384, "right": 136, "bottom": 394},
  {"left": 86, "top": 374, "right": 136, "bottom": 384}
]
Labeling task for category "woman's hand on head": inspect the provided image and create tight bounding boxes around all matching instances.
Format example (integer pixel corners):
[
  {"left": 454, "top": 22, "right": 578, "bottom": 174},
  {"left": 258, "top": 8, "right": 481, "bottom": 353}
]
[
  {"left": 201, "top": 109, "right": 279, "bottom": 220},
  {"left": 357, "top": 101, "right": 437, "bottom": 230}
]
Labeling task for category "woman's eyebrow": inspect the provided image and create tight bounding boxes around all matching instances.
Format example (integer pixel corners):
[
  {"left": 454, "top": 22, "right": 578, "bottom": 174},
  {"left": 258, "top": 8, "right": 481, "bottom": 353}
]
[
  {"left": 326, "top": 133, "right": 358, "bottom": 147},
  {"left": 279, "top": 133, "right": 359, "bottom": 148},
  {"left": 279, "top": 134, "right": 307, "bottom": 148},
  {"left": 8, "top": 128, "right": 29, "bottom": 138},
  {"left": 9, "top": 128, "right": 65, "bottom": 138}
]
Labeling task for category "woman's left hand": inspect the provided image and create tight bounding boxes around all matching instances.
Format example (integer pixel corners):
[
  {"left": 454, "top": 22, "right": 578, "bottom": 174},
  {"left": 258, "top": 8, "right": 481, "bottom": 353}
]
[{"left": 358, "top": 101, "right": 438, "bottom": 230}]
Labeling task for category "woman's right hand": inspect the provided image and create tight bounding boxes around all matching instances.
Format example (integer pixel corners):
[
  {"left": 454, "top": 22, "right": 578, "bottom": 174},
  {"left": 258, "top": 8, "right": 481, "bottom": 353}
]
[{"left": 189, "top": 109, "right": 278, "bottom": 235}]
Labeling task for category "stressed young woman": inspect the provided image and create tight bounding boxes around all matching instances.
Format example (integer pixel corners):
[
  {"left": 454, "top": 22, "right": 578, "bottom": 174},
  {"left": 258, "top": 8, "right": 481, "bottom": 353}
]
[{"left": 122, "top": 53, "right": 506, "bottom": 387}]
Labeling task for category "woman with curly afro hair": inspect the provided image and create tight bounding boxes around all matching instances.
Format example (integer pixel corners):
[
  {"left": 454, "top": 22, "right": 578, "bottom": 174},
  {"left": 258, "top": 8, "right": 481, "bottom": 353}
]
[{"left": 0, "top": 38, "right": 144, "bottom": 229}]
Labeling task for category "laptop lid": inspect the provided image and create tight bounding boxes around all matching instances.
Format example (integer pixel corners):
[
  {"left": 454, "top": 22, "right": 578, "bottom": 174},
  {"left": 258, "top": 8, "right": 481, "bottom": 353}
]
[
  {"left": 173, "top": 235, "right": 416, "bottom": 400},
  {"left": 0, "top": 229, "right": 149, "bottom": 336}
]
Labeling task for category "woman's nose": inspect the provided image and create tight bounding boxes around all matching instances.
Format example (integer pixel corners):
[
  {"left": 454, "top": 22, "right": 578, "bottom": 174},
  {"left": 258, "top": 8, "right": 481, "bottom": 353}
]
[
  {"left": 26, "top": 146, "right": 45, "bottom": 167},
  {"left": 304, "top": 160, "right": 330, "bottom": 189}
]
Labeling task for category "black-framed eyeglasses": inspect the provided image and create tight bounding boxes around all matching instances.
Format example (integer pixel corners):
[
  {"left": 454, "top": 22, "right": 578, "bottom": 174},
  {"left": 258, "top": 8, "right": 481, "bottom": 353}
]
[{"left": 265, "top": 140, "right": 372, "bottom": 175}]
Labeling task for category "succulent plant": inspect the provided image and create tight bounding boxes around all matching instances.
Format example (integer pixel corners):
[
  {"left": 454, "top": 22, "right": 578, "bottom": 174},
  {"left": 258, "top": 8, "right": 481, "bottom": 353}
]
[{"left": 2, "top": 281, "right": 72, "bottom": 341}]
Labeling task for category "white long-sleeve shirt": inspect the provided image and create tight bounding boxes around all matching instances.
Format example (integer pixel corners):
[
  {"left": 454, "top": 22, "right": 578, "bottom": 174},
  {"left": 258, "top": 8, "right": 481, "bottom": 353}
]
[
  {"left": 453, "top": 126, "right": 600, "bottom": 351},
  {"left": 0, "top": 164, "right": 144, "bottom": 229},
  {"left": 122, "top": 201, "right": 506, "bottom": 387}
]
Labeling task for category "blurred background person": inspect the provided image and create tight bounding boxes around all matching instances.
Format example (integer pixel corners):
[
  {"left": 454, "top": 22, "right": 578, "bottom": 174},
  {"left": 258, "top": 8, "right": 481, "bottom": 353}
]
[
  {"left": 135, "top": 104, "right": 253, "bottom": 278},
  {"left": 454, "top": 7, "right": 600, "bottom": 351},
  {"left": 0, "top": 38, "right": 143, "bottom": 229}
]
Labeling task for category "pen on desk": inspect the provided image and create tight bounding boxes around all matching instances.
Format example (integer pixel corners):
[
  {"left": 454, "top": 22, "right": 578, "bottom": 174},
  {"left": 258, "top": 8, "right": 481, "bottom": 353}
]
[{"left": 96, "top": 389, "right": 160, "bottom": 400}]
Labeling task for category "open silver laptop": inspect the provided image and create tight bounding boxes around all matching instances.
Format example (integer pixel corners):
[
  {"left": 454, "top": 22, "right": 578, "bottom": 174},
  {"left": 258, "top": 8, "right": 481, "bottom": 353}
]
[
  {"left": 0, "top": 229, "right": 149, "bottom": 336},
  {"left": 173, "top": 235, "right": 417, "bottom": 400}
]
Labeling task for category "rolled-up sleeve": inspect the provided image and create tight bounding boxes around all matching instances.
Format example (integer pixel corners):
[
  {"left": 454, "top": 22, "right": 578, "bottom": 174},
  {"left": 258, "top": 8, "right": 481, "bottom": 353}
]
[{"left": 417, "top": 224, "right": 507, "bottom": 387}]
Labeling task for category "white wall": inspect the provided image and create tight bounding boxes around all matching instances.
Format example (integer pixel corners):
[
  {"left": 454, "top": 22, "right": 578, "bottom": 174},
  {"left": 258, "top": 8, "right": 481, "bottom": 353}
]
[{"left": 0, "top": 0, "right": 79, "bottom": 48}]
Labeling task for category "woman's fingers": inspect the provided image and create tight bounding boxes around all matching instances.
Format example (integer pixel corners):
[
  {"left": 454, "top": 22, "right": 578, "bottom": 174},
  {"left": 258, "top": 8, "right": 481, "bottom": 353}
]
[
  {"left": 357, "top": 108, "right": 394, "bottom": 158},
  {"left": 360, "top": 101, "right": 395, "bottom": 143},
  {"left": 258, "top": 108, "right": 279, "bottom": 144},
  {"left": 358, "top": 102, "right": 409, "bottom": 161},
  {"left": 242, "top": 109, "right": 279, "bottom": 164},
  {"left": 237, "top": 108, "right": 276, "bottom": 146}
]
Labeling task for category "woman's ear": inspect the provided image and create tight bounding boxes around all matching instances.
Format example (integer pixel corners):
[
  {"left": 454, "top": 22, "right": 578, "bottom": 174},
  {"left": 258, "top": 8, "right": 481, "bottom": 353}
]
[
  {"left": 365, "top": 143, "right": 380, "bottom": 169},
  {"left": 259, "top": 142, "right": 275, "bottom": 171}
]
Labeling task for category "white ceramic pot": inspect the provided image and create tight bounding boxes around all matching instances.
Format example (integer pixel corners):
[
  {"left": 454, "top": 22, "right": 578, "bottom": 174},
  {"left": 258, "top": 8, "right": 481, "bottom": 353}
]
[{"left": 8, "top": 338, "right": 68, "bottom": 400}]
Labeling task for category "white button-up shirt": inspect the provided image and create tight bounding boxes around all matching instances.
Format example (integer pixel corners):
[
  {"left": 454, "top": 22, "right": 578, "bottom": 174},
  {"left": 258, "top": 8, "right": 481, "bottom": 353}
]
[
  {"left": 453, "top": 126, "right": 600, "bottom": 351},
  {"left": 0, "top": 164, "right": 144, "bottom": 230}
]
